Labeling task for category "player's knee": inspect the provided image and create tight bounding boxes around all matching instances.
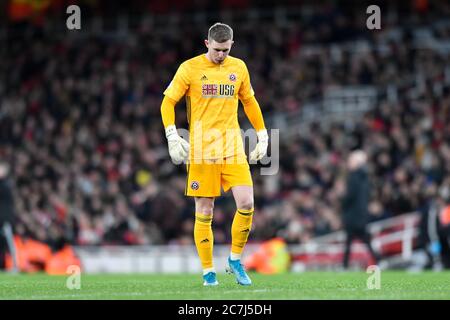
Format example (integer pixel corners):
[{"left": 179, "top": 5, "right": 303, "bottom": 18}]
[
  {"left": 197, "top": 207, "right": 213, "bottom": 215},
  {"left": 195, "top": 198, "right": 214, "bottom": 215},
  {"left": 238, "top": 198, "right": 254, "bottom": 211}
]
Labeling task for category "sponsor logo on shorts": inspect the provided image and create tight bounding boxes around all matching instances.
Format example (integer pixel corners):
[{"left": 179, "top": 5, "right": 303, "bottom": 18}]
[{"left": 191, "top": 181, "right": 200, "bottom": 190}]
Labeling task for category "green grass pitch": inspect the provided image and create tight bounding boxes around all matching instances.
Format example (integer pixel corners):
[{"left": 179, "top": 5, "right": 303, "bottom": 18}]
[{"left": 1, "top": 271, "right": 450, "bottom": 300}]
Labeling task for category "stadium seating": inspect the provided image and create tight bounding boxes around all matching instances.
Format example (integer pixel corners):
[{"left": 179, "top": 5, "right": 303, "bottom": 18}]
[{"left": 0, "top": 1, "right": 449, "bottom": 256}]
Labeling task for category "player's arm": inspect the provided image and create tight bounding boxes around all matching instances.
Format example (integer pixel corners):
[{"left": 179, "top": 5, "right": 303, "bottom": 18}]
[
  {"left": 242, "top": 96, "right": 268, "bottom": 161},
  {"left": 239, "top": 62, "right": 268, "bottom": 161},
  {"left": 242, "top": 96, "right": 265, "bottom": 132},
  {"left": 161, "top": 95, "right": 177, "bottom": 129},
  {"left": 161, "top": 63, "right": 190, "bottom": 164}
]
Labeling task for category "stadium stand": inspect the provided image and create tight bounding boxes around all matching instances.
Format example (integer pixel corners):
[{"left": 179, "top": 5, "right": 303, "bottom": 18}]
[{"left": 0, "top": 0, "right": 449, "bottom": 271}]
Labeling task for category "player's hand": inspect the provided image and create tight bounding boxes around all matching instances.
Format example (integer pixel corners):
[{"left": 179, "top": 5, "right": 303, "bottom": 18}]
[
  {"left": 250, "top": 129, "right": 268, "bottom": 161},
  {"left": 165, "top": 125, "right": 190, "bottom": 164}
]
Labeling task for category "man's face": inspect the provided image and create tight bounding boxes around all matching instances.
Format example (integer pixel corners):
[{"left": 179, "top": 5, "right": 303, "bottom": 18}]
[
  {"left": 347, "top": 151, "right": 367, "bottom": 170},
  {"left": 347, "top": 157, "right": 358, "bottom": 170},
  {"left": 205, "top": 39, "right": 233, "bottom": 64},
  {"left": 0, "top": 163, "right": 9, "bottom": 179}
]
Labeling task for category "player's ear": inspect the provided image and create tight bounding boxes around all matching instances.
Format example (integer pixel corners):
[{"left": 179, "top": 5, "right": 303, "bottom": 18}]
[{"left": 204, "top": 39, "right": 209, "bottom": 48}]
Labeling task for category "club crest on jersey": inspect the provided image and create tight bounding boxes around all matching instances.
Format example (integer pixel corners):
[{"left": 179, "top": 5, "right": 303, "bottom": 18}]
[
  {"left": 191, "top": 181, "right": 200, "bottom": 190},
  {"left": 229, "top": 73, "right": 237, "bottom": 82}
]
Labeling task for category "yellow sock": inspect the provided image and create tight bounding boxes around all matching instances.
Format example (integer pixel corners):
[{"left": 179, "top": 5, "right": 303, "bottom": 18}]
[
  {"left": 231, "top": 208, "right": 254, "bottom": 255},
  {"left": 194, "top": 212, "right": 214, "bottom": 269}
]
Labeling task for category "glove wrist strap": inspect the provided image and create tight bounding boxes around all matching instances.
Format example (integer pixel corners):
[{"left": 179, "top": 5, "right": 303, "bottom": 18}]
[
  {"left": 165, "top": 125, "right": 178, "bottom": 139},
  {"left": 256, "top": 129, "right": 268, "bottom": 142}
]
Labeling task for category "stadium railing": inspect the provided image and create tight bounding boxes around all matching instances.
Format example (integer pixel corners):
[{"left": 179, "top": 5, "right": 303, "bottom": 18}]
[
  {"left": 73, "top": 212, "right": 420, "bottom": 273},
  {"left": 288, "top": 212, "right": 421, "bottom": 271}
]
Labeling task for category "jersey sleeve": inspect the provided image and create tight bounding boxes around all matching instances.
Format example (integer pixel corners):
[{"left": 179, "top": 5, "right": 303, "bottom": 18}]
[
  {"left": 242, "top": 96, "right": 266, "bottom": 131},
  {"left": 163, "top": 62, "right": 190, "bottom": 102},
  {"left": 238, "top": 61, "right": 255, "bottom": 101}
]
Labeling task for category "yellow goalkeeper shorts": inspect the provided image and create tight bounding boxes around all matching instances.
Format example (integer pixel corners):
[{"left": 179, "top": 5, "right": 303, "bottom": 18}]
[{"left": 185, "top": 154, "right": 253, "bottom": 197}]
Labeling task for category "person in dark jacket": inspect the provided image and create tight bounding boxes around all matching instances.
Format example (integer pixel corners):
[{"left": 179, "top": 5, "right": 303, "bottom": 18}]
[
  {"left": 438, "top": 200, "right": 450, "bottom": 269},
  {"left": 0, "top": 162, "right": 18, "bottom": 272},
  {"left": 340, "top": 150, "right": 380, "bottom": 269}
]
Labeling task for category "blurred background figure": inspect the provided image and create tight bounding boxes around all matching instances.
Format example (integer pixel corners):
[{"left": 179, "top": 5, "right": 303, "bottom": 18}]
[
  {"left": 0, "top": 162, "right": 18, "bottom": 273},
  {"left": 244, "top": 237, "right": 291, "bottom": 274},
  {"left": 416, "top": 191, "right": 450, "bottom": 270},
  {"left": 438, "top": 199, "right": 450, "bottom": 268},
  {"left": 339, "top": 150, "right": 380, "bottom": 269},
  {"left": 416, "top": 184, "right": 441, "bottom": 270}
]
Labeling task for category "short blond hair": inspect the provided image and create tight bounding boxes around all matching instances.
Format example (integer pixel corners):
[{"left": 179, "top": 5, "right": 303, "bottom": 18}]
[{"left": 208, "top": 22, "right": 233, "bottom": 43}]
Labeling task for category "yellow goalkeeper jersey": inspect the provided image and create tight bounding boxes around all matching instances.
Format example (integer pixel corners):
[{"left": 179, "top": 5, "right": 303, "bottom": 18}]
[{"left": 163, "top": 54, "right": 254, "bottom": 161}]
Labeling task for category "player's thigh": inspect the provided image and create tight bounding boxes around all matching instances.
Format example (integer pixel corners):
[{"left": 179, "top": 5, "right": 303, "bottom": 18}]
[
  {"left": 221, "top": 155, "right": 253, "bottom": 193},
  {"left": 186, "top": 161, "right": 222, "bottom": 197}
]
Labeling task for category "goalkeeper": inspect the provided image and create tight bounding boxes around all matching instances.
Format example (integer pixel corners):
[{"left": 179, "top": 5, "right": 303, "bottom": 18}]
[{"left": 160, "top": 23, "right": 268, "bottom": 286}]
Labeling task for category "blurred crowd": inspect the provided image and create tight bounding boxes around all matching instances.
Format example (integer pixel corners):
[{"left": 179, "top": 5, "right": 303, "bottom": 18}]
[{"left": 0, "top": 1, "right": 449, "bottom": 249}]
